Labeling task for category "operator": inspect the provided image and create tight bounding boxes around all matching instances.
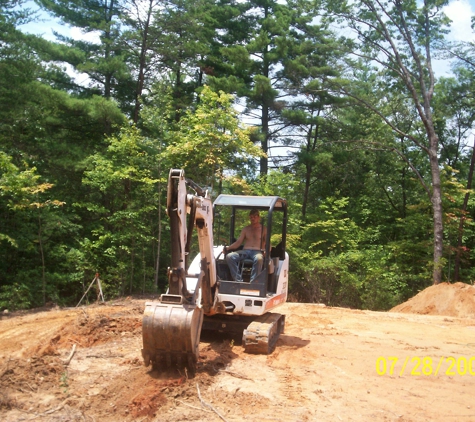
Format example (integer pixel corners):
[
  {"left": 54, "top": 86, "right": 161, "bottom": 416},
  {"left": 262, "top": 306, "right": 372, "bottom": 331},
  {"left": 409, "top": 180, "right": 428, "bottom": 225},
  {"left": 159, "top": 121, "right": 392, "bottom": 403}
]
[{"left": 224, "top": 208, "right": 267, "bottom": 283}]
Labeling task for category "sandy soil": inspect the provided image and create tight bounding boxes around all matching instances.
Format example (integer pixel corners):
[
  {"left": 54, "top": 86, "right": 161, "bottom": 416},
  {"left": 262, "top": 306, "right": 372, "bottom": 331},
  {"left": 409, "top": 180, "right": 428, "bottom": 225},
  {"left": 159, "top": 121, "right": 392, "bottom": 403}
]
[{"left": 1, "top": 283, "right": 475, "bottom": 422}]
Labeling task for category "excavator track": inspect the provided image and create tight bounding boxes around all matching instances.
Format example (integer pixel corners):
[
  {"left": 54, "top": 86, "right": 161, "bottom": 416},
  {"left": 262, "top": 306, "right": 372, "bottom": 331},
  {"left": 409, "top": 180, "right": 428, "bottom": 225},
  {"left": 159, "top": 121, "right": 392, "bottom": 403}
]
[{"left": 242, "top": 312, "right": 285, "bottom": 354}]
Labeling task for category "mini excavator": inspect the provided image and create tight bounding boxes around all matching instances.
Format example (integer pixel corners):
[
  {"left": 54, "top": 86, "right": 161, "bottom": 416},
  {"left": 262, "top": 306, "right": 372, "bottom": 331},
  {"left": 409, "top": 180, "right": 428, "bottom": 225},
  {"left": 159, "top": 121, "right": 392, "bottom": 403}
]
[{"left": 142, "top": 169, "right": 289, "bottom": 370}]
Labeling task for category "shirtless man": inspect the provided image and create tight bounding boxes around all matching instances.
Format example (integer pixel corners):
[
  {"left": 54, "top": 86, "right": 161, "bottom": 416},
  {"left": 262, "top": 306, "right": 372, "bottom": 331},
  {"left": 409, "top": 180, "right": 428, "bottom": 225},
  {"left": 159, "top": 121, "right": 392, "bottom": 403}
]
[{"left": 224, "top": 208, "right": 267, "bottom": 283}]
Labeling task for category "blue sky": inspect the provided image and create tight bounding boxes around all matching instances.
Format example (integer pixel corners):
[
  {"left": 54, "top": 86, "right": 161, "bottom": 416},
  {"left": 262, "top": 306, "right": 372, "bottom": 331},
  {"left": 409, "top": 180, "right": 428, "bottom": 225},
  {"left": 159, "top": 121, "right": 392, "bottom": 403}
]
[
  {"left": 21, "top": 0, "right": 475, "bottom": 43},
  {"left": 19, "top": 0, "right": 475, "bottom": 78},
  {"left": 444, "top": 0, "right": 475, "bottom": 42}
]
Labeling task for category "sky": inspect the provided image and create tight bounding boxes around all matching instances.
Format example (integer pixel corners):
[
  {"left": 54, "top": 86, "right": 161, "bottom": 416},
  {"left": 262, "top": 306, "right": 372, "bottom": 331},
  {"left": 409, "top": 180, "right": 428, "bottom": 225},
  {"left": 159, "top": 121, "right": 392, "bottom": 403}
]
[
  {"left": 444, "top": 0, "right": 475, "bottom": 43},
  {"left": 430, "top": 0, "right": 475, "bottom": 75},
  {"left": 21, "top": 0, "right": 475, "bottom": 66}
]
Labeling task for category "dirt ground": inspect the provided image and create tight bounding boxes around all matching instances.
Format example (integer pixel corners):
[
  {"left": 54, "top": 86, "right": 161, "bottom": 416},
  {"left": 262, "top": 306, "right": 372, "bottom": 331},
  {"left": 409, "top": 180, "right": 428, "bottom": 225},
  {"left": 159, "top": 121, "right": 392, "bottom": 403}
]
[{"left": 1, "top": 282, "right": 475, "bottom": 422}]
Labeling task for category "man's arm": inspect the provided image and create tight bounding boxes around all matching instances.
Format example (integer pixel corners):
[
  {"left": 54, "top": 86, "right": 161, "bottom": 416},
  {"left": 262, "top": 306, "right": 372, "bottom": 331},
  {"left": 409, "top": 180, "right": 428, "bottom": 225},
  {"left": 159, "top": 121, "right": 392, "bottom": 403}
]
[{"left": 225, "top": 228, "right": 247, "bottom": 253}]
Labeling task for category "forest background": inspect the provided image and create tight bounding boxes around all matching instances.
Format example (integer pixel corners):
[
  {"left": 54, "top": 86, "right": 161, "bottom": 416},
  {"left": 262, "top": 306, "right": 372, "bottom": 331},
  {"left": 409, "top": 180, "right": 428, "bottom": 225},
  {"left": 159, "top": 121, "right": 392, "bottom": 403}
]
[{"left": 1, "top": 0, "right": 475, "bottom": 311}]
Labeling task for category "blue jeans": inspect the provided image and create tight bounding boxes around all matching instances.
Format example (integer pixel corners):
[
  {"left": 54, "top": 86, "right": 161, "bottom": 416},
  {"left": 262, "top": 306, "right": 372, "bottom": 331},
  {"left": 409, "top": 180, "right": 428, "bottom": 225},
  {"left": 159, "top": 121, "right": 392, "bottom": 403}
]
[{"left": 226, "top": 249, "right": 264, "bottom": 282}]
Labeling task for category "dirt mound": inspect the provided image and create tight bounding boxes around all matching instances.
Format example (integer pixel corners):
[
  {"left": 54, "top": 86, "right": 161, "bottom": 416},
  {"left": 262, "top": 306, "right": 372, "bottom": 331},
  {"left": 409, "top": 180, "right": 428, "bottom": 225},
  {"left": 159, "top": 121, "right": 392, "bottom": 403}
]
[
  {"left": 390, "top": 281, "right": 475, "bottom": 318},
  {"left": 56, "top": 311, "right": 142, "bottom": 348}
]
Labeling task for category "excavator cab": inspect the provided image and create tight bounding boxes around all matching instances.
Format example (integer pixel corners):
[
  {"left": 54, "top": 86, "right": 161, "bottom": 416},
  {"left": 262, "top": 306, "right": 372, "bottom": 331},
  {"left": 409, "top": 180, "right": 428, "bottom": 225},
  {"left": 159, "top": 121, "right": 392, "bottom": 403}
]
[{"left": 212, "top": 195, "right": 288, "bottom": 298}]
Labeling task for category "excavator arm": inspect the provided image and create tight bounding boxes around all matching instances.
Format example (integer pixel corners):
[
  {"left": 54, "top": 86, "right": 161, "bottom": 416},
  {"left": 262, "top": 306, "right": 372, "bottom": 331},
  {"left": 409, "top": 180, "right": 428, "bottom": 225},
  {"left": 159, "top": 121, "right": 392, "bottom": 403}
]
[{"left": 142, "top": 169, "right": 217, "bottom": 371}]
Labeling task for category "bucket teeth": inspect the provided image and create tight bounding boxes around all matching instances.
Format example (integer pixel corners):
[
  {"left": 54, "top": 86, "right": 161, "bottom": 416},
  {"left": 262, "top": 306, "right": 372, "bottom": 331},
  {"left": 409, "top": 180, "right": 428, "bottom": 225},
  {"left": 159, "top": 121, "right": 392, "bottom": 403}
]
[{"left": 147, "top": 352, "right": 197, "bottom": 371}]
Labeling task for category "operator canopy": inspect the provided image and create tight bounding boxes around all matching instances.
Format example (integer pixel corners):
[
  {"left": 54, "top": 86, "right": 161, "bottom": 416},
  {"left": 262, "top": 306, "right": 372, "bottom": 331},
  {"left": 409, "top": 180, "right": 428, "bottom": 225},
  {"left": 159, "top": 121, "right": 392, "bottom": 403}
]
[{"left": 213, "top": 195, "right": 286, "bottom": 210}]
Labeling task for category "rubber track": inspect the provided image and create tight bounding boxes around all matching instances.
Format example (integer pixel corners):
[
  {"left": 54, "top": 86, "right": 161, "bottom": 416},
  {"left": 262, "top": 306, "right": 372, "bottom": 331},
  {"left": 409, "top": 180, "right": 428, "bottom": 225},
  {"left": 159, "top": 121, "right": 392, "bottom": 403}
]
[{"left": 242, "top": 312, "right": 285, "bottom": 354}]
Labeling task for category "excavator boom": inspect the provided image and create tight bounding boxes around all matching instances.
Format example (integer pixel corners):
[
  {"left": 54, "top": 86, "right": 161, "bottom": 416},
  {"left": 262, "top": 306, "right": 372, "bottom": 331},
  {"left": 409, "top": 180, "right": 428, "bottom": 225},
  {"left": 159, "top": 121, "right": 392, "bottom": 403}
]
[{"left": 142, "top": 169, "right": 214, "bottom": 371}]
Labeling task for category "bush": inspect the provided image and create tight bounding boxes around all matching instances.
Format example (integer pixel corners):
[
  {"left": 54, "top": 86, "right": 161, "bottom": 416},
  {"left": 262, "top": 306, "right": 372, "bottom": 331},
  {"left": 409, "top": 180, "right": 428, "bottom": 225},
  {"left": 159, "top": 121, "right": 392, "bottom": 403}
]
[
  {"left": 289, "top": 248, "right": 412, "bottom": 311},
  {"left": 0, "top": 282, "right": 32, "bottom": 310}
]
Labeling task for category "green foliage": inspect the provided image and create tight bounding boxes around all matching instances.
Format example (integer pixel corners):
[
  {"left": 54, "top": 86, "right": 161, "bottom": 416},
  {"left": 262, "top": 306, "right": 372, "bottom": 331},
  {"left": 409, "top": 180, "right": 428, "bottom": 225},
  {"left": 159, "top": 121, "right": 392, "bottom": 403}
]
[
  {"left": 60, "top": 371, "right": 69, "bottom": 393},
  {"left": 290, "top": 248, "right": 413, "bottom": 311},
  {"left": 0, "top": 151, "right": 43, "bottom": 221},
  {"left": 304, "top": 196, "right": 361, "bottom": 255},
  {"left": 286, "top": 170, "right": 435, "bottom": 309},
  {"left": 80, "top": 124, "right": 160, "bottom": 295},
  {"left": 0, "top": 151, "right": 81, "bottom": 306},
  {"left": 0, "top": 283, "right": 32, "bottom": 311},
  {"left": 1, "top": 0, "right": 475, "bottom": 311},
  {"left": 36, "top": 0, "right": 132, "bottom": 102},
  {"left": 164, "top": 86, "right": 263, "bottom": 189}
]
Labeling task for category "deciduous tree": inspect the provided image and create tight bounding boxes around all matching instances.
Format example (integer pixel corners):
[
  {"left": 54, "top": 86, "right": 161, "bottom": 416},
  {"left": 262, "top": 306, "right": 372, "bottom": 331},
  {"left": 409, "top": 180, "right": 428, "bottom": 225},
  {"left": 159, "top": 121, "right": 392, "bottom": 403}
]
[{"left": 325, "top": 0, "right": 452, "bottom": 284}]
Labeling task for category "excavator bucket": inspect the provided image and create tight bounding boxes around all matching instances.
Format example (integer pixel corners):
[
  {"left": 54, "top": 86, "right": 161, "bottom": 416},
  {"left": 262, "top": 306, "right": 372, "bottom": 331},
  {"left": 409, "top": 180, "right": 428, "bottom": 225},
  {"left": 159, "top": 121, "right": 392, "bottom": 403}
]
[{"left": 141, "top": 301, "right": 204, "bottom": 371}]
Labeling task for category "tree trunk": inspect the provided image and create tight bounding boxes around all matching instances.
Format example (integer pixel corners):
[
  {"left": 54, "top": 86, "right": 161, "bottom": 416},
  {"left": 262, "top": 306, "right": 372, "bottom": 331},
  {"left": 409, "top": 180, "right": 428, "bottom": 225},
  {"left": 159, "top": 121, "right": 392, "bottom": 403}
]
[
  {"left": 429, "top": 144, "right": 443, "bottom": 284},
  {"left": 453, "top": 144, "right": 475, "bottom": 281},
  {"left": 133, "top": 0, "right": 153, "bottom": 123},
  {"left": 259, "top": 3, "right": 270, "bottom": 177},
  {"left": 129, "top": 236, "right": 135, "bottom": 294},
  {"left": 38, "top": 208, "right": 46, "bottom": 305},
  {"left": 260, "top": 105, "right": 269, "bottom": 176},
  {"left": 302, "top": 117, "right": 320, "bottom": 219},
  {"left": 154, "top": 167, "right": 163, "bottom": 292},
  {"left": 400, "top": 137, "right": 407, "bottom": 219},
  {"left": 302, "top": 164, "right": 311, "bottom": 219},
  {"left": 103, "top": 0, "right": 115, "bottom": 99}
]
